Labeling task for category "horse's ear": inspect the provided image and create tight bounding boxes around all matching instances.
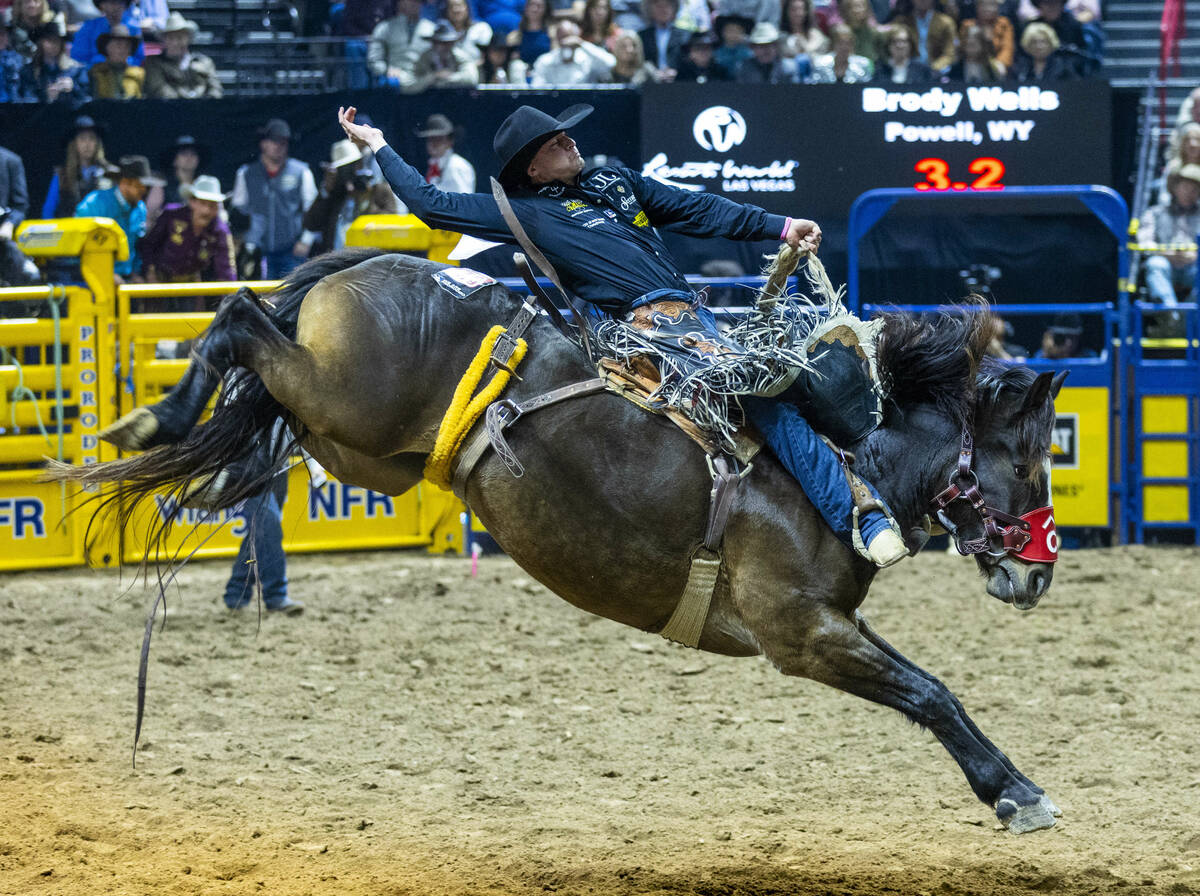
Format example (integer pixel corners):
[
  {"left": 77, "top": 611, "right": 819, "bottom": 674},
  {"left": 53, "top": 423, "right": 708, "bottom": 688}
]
[
  {"left": 1051, "top": 370, "right": 1068, "bottom": 398},
  {"left": 1019, "top": 371, "right": 1055, "bottom": 415}
]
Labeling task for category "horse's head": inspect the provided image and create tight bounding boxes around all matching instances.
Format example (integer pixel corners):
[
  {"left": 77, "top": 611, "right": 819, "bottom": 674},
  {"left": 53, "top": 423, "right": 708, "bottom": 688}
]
[
  {"left": 936, "top": 364, "right": 1066, "bottom": 610},
  {"left": 873, "top": 311, "right": 1064, "bottom": 610}
]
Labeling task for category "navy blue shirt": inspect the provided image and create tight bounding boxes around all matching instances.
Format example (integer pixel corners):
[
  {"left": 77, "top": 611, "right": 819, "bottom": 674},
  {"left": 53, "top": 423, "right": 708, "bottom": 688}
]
[{"left": 376, "top": 145, "right": 789, "bottom": 316}]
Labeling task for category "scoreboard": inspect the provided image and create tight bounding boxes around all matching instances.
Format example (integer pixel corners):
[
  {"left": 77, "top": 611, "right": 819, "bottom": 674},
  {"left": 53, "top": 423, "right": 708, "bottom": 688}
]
[{"left": 639, "top": 82, "right": 1112, "bottom": 218}]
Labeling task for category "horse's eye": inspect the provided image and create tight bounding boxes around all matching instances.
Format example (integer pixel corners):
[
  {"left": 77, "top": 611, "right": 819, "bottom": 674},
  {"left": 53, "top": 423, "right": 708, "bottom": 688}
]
[{"left": 1014, "top": 464, "right": 1029, "bottom": 479}]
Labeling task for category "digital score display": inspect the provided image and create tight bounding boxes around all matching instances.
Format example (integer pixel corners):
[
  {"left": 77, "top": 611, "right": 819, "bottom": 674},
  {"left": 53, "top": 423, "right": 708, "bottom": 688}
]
[{"left": 639, "top": 82, "right": 1112, "bottom": 217}]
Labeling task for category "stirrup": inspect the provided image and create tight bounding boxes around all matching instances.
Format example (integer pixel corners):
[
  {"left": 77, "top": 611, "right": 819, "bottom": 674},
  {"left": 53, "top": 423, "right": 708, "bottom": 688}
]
[{"left": 845, "top": 470, "right": 908, "bottom": 568}]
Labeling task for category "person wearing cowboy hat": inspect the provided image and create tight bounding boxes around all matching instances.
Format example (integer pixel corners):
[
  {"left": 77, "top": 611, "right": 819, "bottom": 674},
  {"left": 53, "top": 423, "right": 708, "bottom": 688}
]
[
  {"left": 231, "top": 118, "right": 319, "bottom": 279},
  {"left": 735, "top": 21, "right": 808, "bottom": 82},
  {"left": 1140, "top": 163, "right": 1200, "bottom": 311},
  {"left": 71, "top": 0, "right": 144, "bottom": 66},
  {"left": 302, "top": 138, "right": 397, "bottom": 255},
  {"left": 416, "top": 113, "right": 475, "bottom": 193},
  {"left": 158, "top": 134, "right": 209, "bottom": 206},
  {"left": 17, "top": 20, "right": 88, "bottom": 103},
  {"left": 89, "top": 24, "right": 145, "bottom": 98},
  {"left": 407, "top": 19, "right": 478, "bottom": 92},
  {"left": 141, "top": 175, "right": 236, "bottom": 283},
  {"left": 75, "top": 155, "right": 164, "bottom": 281},
  {"left": 336, "top": 103, "right": 909, "bottom": 567},
  {"left": 144, "top": 12, "right": 223, "bottom": 98},
  {"left": 42, "top": 115, "right": 110, "bottom": 218}
]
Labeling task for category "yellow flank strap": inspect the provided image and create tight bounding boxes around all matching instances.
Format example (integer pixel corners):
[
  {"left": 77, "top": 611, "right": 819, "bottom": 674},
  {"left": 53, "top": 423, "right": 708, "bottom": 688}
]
[{"left": 424, "top": 325, "right": 527, "bottom": 490}]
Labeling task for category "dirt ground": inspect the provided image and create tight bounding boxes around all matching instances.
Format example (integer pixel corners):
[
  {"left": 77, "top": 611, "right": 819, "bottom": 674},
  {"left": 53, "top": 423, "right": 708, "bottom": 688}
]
[{"left": 1, "top": 544, "right": 1199, "bottom": 896}]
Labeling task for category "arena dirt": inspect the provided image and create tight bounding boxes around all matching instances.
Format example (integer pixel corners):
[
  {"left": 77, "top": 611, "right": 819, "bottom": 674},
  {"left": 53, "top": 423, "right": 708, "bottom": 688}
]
[{"left": 1, "top": 545, "right": 1198, "bottom": 895}]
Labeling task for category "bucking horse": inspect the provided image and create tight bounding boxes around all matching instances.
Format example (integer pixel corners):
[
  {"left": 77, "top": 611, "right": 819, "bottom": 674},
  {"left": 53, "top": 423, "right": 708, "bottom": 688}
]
[{"left": 53, "top": 246, "right": 1066, "bottom": 833}]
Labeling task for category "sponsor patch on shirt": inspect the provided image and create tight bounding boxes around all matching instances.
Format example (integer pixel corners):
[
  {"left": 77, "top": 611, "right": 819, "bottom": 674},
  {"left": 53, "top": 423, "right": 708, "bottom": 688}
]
[
  {"left": 432, "top": 267, "right": 497, "bottom": 299},
  {"left": 632, "top": 211, "right": 650, "bottom": 228},
  {"left": 562, "top": 199, "right": 588, "bottom": 212}
]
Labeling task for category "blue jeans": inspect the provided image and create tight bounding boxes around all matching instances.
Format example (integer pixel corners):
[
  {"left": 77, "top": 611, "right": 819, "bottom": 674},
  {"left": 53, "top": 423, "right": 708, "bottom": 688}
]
[
  {"left": 263, "top": 249, "right": 304, "bottom": 280},
  {"left": 224, "top": 475, "right": 289, "bottom": 609},
  {"left": 1144, "top": 255, "right": 1195, "bottom": 307},
  {"left": 742, "top": 396, "right": 887, "bottom": 547}
]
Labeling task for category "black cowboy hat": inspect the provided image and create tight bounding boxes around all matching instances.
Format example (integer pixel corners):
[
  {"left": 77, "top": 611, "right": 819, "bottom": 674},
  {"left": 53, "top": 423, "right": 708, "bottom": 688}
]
[
  {"left": 97, "top": 24, "right": 142, "bottom": 55},
  {"left": 115, "top": 155, "right": 166, "bottom": 187},
  {"left": 63, "top": 114, "right": 106, "bottom": 148},
  {"left": 415, "top": 113, "right": 457, "bottom": 138},
  {"left": 494, "top": 103, "right": 592, "bottom": 189},
  {"left": 159, "top": 134, "right": 210, "bottom": 170},
  {"left": 257, "top": 118, "right": 292, "bottom": 141},
  {"left": 29, "top": 20, "right": 67, "bottom": 43},
  {"left": 712, "top": 12, "right": 755, "bottom": 37}
]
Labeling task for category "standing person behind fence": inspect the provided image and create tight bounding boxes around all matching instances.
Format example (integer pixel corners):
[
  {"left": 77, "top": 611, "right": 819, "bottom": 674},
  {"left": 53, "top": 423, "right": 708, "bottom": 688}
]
[
  {"left": 88, "top": 25, "right": 144, "bottom": 98},
  {"left": 416, "top": 113, "right": 475, "bottom": 194},
  {"left": 0, "top": 145, "right": 29, "bottom": 242},
  {"left": 75, "top": 155, "right": 162, "bottom": 282},
  {"left": 143, "top": 13, "right": 223, "bottom": 99},
  {"left": 159, "top": 134, "right": 208, "bottom": 206},
  {"left": 43, "top": 115, "right": 110, "bottom": 218},
  {"left": 140, "top": 175, "right": 237, "bottom": 283},
  {"left": 302, "top": 138, "right": 397, "bottom": 255},
  {"left": 231, "top": 119, "right": 319, "bottom": 280},
  {"left": 1139, "top": 164, "right": 1200, "bottom": 311}
]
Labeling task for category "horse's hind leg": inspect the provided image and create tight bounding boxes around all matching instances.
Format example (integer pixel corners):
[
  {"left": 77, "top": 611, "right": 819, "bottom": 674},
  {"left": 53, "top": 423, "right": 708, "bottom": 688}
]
[
  {"left": 102, "top": 286, "right": 280, "bottom": 450},
  {"left": 762, "top": 606, "right": 1056, "bottom": 833},
  {"left": 853, "top": 612, "right": 1060, "bottom": 818}
]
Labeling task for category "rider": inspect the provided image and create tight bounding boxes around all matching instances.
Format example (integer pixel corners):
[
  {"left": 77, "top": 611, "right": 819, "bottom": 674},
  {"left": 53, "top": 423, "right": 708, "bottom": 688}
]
[{"left": 337, "top": 103, "right": 908, "bottom": 567}]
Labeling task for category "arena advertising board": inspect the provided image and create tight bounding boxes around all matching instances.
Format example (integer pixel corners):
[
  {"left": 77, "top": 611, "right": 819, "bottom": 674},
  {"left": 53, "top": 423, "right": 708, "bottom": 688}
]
[
  {"left": 1048, "top": 386, "right": 1109, "bottom": 527},
  {"left": 639, "top": 82, "right": 1112, "bottom": 217}
]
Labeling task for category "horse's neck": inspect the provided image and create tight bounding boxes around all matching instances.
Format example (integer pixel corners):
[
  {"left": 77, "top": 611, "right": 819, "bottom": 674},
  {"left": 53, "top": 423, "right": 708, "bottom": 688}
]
[{"left": 852, "top": 405, "right": 958, "bottom": 530}]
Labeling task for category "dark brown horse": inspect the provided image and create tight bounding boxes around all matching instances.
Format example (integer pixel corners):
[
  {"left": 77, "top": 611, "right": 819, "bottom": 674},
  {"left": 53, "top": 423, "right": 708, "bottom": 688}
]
[{"left": 56, "top": 248, "right": 1066, "bottom": 833}]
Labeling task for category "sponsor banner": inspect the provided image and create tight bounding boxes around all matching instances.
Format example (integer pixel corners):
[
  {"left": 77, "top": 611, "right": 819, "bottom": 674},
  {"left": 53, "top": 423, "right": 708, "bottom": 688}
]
[
  {"left": 0, "top": 480, "right": 81, "bottom": 569},
  {"left": 1049, "top": 386, "right": 1109, "bottom": 527},
  {"left": 640, "top": 82, "right": 1112, "bottom": 217}
]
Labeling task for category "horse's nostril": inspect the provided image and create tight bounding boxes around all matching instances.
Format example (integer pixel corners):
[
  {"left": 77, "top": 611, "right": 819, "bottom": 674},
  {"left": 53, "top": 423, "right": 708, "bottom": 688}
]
[{"left": 1028, "top": 569, "right": 1045, "bottom": 596}]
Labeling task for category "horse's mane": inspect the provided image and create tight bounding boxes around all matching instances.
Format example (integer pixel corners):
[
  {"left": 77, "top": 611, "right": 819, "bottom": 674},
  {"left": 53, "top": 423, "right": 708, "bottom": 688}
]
[{"left": 874, "top": 307, "right": 993, "bottom": 427}]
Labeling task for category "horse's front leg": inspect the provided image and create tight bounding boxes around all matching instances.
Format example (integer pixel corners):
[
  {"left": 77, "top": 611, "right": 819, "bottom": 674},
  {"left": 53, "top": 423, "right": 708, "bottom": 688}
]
[
  {"left": 763, "top": 607, "right": 1056, "bottom": 833},
  {"left": 853, "top": 611, "right": 1061, "bottom": 820}
]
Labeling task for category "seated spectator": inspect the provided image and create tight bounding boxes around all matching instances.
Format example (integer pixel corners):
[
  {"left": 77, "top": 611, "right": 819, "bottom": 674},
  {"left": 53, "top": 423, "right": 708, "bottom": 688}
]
[
  {"left": 477, "top": 30, "right": 528, "bottom": 82},
  {"left": 839, "top": 0, "right": 879, "bottom": 62},
  {"left": 1176, "top": 86, "right": 1200, "bottom": 131},
  {"left": 368, "top": 0, "right": 434, "bottom": 89},
  {"left": 17, "top": 21, "right": 89, "bottom": 103},
  {"left": 127, "top": 0, "right": 168, "bottom": 35},
  {"left": 1007, "top": 21, "right": 1073, "bottom": 82},
  {"left": 958, "top": 0, "right": 1012, "bottom": 69},
  {"left": 675, "top": 28, "right": 729, "bottom": 81},
  {"left": 514, "top": 0, "right": 553, "bottom": 66},
  {"left": 141, "top": 176, "right": 237, "bottom": 283},
  {"left": 443, "top": 0, "right": 492, "bottom": 60},
  {"left": 944, "top": 22, "right": 1004, "bottom": 80},
  {"left": 712, "top": 12, "right": 753, "bottom": 73},
  {"left": 873, "top": 22, "right": 933, "bottom": 82},
  {"left": 43, "top": 115, "right": 110, "bottom": 218},
  {"left": 159, "top": 134, "right": 207, "bottom": 206},
  {"left": 892, "top": 0, "right": 957, "bottom": 72},
  {"left": 144, "top": 13, "right": 224, "bottom": 98},
  {"left": 809, "top": 21, "right": 871, "bottom": 81},
  {"left": 1033, "top": 312, "right": 1093, "bottom": 360},
  {"left": 1156, "top": 122, "right": 1200, "bottom": 202},
  {"left": 0, "top": 26, "right": 26, "bottom": 101},
  {"left": 530, "top": 19, "right": 615, "bottom": 84},
  {"left": 1019, "top": 0, "right": 1091, "bottom": 74},
  {"left": 416, "top": 114, "right": 474, "bottom": 192},
  {"left": 89, "top": 24, "right": 144, "bottom": 98},
  {"left": 75, "top": 155, "right": 162, "bottom": 282},
  {"left": 71, "top": 0, "right": 143, "bottom": 67},
  {"left": 5, "top": 0, "right": 65, "bottom": 60},
  {"left": 984, "top": 316, "right": 1027, "bottom": 361},
  {"left": 737, "top": 22, "right": 807, "bottom": 81},
  {"left": 581, "top": 0, "right": 620, "bottom": 50},
  {"left": 610, "top": 27, "right": 658, "bottom": 83},
  {"left": 303, "top": 139, "right": 398, "bottom": 255},
  {"left": 638, "top": 0, "right": 687, "bottom": 79},
  {"left": 1139, "top": 164, "right": 1200, "bottom": 310},
  {"left": 407, "top": 19, "right": 479, "bottom": 91},
  {"left": 780, "top": 0, "right": 829, "bottom": 59},
  {"left": 337, "top": 0, "right": 394, "bottom": 89}
]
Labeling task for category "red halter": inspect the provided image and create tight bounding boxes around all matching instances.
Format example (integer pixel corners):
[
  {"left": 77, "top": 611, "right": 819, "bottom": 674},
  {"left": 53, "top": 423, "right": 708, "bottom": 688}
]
[{"left": 931, "top": 430, "right": 1058, "bottom": 564}]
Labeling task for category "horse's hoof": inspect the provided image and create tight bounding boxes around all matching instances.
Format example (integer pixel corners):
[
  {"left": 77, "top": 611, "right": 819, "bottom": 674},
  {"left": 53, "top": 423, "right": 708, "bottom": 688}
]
[
  {"left": 1039, "top": 794, "right": 1063, "bottom": 817},
  {"left": 99, "top": 407, "right": 160, "bottom": 451},
  {"left": 995, "top": 798, "right": 1057, "bottom": 834}
]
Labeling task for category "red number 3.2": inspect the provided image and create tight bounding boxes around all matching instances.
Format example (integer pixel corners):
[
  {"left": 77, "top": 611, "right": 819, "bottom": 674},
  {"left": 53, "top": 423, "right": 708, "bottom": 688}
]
[{"left": 913, "top": 157, "right": 1006, "bottom": 191}]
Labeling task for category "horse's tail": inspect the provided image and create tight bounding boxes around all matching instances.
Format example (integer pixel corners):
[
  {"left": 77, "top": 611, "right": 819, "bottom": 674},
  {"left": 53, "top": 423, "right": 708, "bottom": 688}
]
[{"left": 45, "top": 247, "right": 389, "bottom": 550}]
